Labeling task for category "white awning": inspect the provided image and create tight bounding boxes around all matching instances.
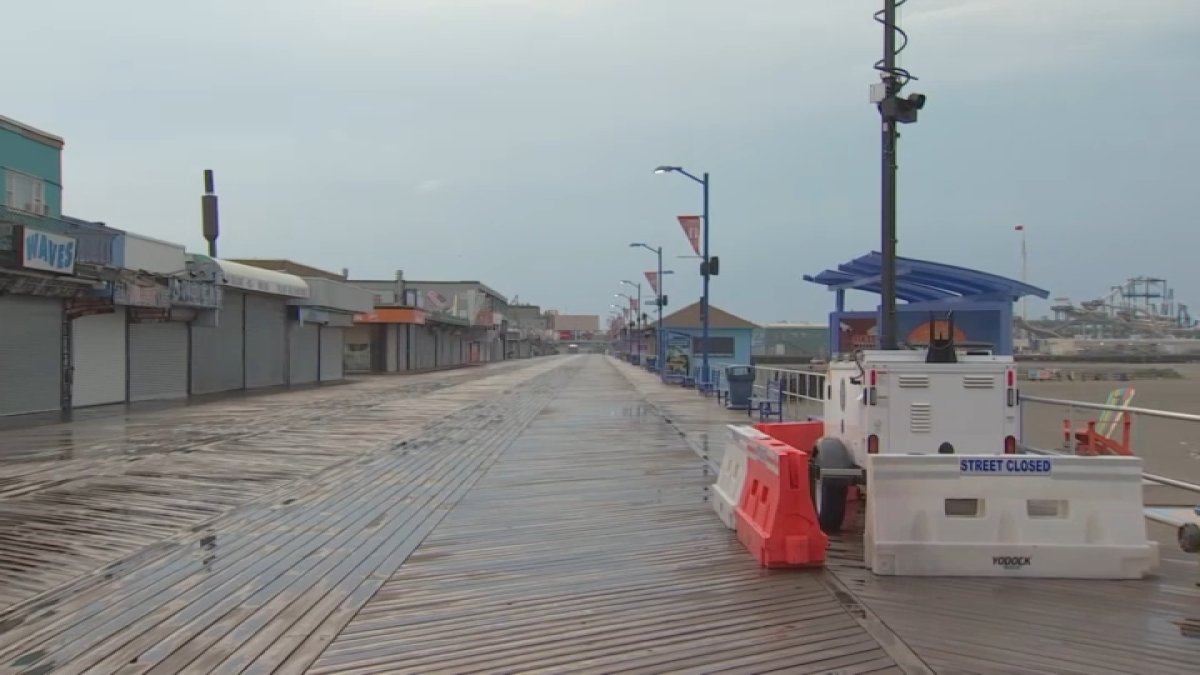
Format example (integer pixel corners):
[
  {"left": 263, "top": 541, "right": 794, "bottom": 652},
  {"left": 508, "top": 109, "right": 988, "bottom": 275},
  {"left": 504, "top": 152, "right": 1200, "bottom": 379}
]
[{"left": 199, "top": 257, "right": 310, "bottom": 298}]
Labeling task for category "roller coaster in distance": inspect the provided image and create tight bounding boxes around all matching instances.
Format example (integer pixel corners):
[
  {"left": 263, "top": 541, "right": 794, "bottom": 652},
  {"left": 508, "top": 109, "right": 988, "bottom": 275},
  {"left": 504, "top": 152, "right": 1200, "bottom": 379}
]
[{"left": 1020, "top": 276, "right": 1199, "bottom": 340}]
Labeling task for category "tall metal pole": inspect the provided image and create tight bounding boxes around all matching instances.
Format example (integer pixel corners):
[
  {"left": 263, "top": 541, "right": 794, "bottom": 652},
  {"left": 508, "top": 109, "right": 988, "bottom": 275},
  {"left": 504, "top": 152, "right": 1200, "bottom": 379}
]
[
  {"left": 701, "top": 173, "right": 711, "bottom": 383},
  {"left": 879, "top": 0, "right": 898, "bottom": 350},
  {"left": 636, "top": 283, "right": 643, "bottom": 365},
  {"left": 1020, "top": 227, "right": 1028, "bottom": 322},
  {"left": 657, "top": 246, "right": 664, "bottom": 375},
  {"left": 201, "top": 170, "right": 220, "bottom": 258}
]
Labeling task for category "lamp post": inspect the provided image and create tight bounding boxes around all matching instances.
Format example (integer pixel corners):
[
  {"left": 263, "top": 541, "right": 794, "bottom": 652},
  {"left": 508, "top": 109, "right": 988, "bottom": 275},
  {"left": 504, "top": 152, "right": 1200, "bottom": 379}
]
[
  {"left": 615, "top": 293, "right": 635, "bottom": 356},
  {"left": 654, "top": 165, "right": 711, "bottom": 388},
  {"left": 621, "top": 280, "right": 643, "bottom": 365},
  {"left": 609, "top": 305, "right": 627, "bottom": 354},
  {"left": 629, "top": 242, "right": 674, "bottom": 375}
]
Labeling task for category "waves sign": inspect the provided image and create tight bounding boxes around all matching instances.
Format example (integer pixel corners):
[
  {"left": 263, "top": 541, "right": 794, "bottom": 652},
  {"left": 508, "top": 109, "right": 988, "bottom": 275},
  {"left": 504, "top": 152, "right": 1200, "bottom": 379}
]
[{"left": 18, "top": 225, "right": 76, "bottom": 275}]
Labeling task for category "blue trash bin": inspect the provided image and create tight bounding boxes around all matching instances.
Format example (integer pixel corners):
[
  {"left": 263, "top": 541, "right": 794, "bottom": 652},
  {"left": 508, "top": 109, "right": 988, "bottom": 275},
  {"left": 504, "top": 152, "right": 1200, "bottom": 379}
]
[{"left": 724, "top": 365, "right": 755, "bottom": 410}]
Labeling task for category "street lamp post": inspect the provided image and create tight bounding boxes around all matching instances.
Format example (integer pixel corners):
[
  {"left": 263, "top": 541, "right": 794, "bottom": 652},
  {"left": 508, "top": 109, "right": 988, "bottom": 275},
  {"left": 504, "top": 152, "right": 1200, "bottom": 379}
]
[
  {"left": 654, "top": 165, "right": 712, "bottom": 389},
  {"left": 621, "top": 280, "right": 643, "bottom": 365},
  {"left": 614, "top": 293, "right": 635, "bottom": 357},
  {"left": 629, "top": 242, "right": 673, "bottom": 375}
]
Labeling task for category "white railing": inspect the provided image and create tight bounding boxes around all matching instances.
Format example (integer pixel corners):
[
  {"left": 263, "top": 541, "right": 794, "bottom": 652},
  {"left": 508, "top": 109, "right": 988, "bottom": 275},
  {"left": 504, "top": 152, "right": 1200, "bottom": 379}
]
[
  {"left": 1019, "top": 393, "right": 1200, "bottom": 523},
  {"left": 749, "top": 365, "right": 826, "bottom": 418}
]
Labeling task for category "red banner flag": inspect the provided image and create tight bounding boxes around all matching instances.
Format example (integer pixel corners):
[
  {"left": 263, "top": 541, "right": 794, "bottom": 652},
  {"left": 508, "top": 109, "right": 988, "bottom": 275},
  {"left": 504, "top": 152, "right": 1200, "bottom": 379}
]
[
  {"left": 644, "top": 271, "right": 660, "bottom": 294},
  {"left": 1014, "top": 224, "right": 1024, "bottom": 231},
  {"left": 677, "top": 215, "right": 702, "bottom": 256}
]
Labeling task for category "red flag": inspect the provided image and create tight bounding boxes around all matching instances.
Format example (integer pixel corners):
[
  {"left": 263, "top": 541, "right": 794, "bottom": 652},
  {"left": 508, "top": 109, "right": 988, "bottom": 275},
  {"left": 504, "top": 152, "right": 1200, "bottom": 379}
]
[
  {"left": 1014, "top": 224, "right": 1024, "bottom": 231},
  {"left": 644, "top": 271, "right": 660, "bottom": 294},
  {"left": 677, "top": 215, "right": 702, "bottom": 256}
]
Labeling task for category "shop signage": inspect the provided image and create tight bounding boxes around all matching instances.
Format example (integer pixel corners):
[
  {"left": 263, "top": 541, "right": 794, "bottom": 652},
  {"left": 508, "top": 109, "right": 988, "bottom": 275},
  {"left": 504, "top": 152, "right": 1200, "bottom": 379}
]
[
  {"left": 18, "top": 226, "right": 76, "bottom": 275},
  {"left": 169, "top": 278, "right": 223, "bottom": 308},
  {"left": 115, "top": 280, "right": 169, "bottom": 308},
  {"left": 353, "top": 308, "right": 426, "bottom": 325}
]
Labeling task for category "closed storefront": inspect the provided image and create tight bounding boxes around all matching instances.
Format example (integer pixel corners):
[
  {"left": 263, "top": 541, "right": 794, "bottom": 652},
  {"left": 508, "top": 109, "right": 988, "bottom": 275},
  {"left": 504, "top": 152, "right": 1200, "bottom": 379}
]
[
  {"left": 288, "top": 322, "right": 319, "bottom": 385},
  {"left": 191, "top": 289, "right": 245, "bottom": 394},
  {"left": 185, "top": 256, "right": 309, "bottom": 394},
  {"left": 245, "top": 293, "right": 287, "bottom": 389},
  {"left": 320, "top": 325, "right": 344, "bottom": 381},
  {"left": 0, "top": 295, "right": 62, "bottom": 416},
  {"left": 71, "top": 307, "right": 127, "bottom": 407},
  {"left": 128, "top": 318, "right": 189, "bottom": 401},
  {"left": 343, "top": 324, "right": 371, "bottom": 373}
]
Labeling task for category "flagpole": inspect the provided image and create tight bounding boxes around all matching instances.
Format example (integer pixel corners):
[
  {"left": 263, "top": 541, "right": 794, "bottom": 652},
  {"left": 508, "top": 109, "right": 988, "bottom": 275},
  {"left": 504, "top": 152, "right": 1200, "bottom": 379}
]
[{"left": 1020, "top": 226, "right": 1028, "bottom": 322}]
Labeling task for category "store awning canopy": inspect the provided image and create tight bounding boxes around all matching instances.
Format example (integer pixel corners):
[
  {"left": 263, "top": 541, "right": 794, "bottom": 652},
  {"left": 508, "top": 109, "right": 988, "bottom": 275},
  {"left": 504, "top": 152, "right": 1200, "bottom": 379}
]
[
  {"left": 190, "top": 255, "right": 309, "bottom": 299},
  {"left": 803, "top": 251, "right": 1049, "bottom": 304}
]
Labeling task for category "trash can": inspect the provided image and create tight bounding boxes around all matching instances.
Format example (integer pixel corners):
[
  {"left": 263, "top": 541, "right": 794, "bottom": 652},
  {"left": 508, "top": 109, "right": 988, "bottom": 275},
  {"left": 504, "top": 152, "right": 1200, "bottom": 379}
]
[{"left": 724, "top": 365, "right": 755, "bottom": 410}]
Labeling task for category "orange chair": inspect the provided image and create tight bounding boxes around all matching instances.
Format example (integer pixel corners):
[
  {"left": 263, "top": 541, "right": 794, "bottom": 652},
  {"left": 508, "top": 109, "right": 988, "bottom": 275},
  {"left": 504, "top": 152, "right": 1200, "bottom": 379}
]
[{"left": 1063, "top": 387, "right": 1135, "bottom": 456}]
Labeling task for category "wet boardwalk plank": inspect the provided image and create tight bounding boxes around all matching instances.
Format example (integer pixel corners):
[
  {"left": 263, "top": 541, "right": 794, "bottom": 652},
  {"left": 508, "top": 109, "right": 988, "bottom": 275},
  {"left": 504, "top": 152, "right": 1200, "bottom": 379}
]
[
  {"left": 313, "top": 360, "right": 901, "bottom": 674},
  {"left": 0, "top": 359, "right": 568, "bottom": 672},
  {"left": 0, "top": 364, "right": 527, "bottom": 610},
  {"left": 616, "top": 360, "right": 1200, "bottom": 675}
]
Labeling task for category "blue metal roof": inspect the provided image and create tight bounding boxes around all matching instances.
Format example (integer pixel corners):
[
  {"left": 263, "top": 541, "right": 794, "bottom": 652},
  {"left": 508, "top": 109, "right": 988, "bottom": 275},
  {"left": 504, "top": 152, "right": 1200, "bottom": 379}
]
[{"left": 803, "top": 252, "right": 1049, "bottom": 303}]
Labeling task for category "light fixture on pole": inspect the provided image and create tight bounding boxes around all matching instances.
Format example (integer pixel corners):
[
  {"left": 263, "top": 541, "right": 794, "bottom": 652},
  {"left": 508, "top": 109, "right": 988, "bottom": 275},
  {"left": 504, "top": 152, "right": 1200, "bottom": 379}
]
[
  {"left": 630, "top": 242, "right": 668, "bottom": 374},
  {"left": 654, "top": 165, "right": 714, "bottom": 389},
  {"left": 871, "top": 0, "right": 926, "bottom": 349},
  {"left": 621, "top": 280, "right": 643, "bottom": 365}
]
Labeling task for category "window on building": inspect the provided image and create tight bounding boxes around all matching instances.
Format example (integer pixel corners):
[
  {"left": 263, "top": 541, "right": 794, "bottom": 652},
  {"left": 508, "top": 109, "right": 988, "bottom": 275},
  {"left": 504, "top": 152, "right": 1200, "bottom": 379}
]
[
  {"left": 4, "top": 171, "right": 46, "bottom": 215},
  {"left": 693, "top": 336, "right": 735, "bottom": 357}
]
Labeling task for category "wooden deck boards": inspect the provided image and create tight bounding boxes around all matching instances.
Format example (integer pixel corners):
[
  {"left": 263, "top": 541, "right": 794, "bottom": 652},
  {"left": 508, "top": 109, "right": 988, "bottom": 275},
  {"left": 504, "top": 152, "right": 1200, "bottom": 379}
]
[
  {"left": 0, "top": 359, "right": 568, "bottom": 673},
  {"left": 0, "top": 363, "right": 531, "bottom": 611},
  {"left": 313, "top": 360, "right": 900, "bottom": 674}
]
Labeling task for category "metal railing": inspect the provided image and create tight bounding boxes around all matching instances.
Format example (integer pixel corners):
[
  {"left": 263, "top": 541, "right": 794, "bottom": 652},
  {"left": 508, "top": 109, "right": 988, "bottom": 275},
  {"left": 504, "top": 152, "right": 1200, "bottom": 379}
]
[
  {"left": 1019, "top": 393, "right": 1200, "bottom": 523},
  {"left": 748, "top": 365, "right": 826, "bottom": 419}
]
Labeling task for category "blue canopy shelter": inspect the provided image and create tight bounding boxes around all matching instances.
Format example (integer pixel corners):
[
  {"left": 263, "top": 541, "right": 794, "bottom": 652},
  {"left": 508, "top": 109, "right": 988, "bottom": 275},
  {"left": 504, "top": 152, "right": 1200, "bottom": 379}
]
[{"left": 804, "top": 252, "right": 1050, "bottom": 355}]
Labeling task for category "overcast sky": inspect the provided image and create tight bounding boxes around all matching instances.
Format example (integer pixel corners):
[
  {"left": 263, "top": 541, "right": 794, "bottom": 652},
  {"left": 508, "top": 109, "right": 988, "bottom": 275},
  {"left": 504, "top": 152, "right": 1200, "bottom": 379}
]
[{"left": 7, "top": 0, "right": 1198, "bottom": 322}]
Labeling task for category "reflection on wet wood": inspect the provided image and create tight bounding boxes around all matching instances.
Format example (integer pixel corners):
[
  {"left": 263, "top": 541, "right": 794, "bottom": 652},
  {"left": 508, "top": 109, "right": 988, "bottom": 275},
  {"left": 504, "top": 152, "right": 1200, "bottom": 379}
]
[
  {"left": 313, "top": 360, "right": 900, "bottom": 674},
  {"left": 0, "top": 360, "right": 560, "bottom": 621}
]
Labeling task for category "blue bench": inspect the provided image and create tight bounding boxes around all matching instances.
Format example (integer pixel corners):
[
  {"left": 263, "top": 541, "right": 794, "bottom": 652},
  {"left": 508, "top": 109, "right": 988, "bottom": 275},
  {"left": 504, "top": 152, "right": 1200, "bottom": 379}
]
[{"left": 748, "top": 379, "right": 785, "bottom": 422}]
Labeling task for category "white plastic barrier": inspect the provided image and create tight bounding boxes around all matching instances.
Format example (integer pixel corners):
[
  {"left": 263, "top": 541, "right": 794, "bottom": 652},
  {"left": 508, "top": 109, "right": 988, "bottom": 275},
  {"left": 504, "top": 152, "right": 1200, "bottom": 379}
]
[
  {"left": 712, "top": 425, "right": 768, "bottom": 530},
  {"left": 865, "top": 454, "right": 1160, "bottom": 579}
]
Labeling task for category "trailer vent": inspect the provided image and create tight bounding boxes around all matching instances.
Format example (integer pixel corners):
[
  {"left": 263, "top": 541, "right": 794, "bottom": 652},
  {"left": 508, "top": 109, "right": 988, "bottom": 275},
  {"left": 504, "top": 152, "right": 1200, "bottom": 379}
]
[
  {"left": 898, "top": 375, "right": 930, "bottom": 388},
  {"left": 910, "top": 402, "right": 933, "bottom": 433},
  {"left": 962, "top": 375, "right": 996, "bottom": 389}
]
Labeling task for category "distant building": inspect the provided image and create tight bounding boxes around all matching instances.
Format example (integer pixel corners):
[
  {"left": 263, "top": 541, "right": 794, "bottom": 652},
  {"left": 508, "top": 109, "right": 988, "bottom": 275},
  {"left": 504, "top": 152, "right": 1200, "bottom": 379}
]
[
  {"left": 345, "top": 277, "right": 509, "bottom": 372},
  {"left": 753, "top": 323, "right": 830, "bottom": 360},
  {"left": 551, "top": 314, "right": 600, "bottom": 341},
  {"left": 506, "top": 303, "right": 550, "bottom": 358},
  {"left": 651, "top": 302, "right": 758, "bottom": 377}
]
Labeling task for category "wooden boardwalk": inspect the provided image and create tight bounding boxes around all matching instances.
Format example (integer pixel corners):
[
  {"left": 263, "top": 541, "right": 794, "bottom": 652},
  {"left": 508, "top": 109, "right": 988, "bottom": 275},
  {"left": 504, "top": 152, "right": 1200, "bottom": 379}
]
[
  {"left": 0, "top": 354, "right": 1195, "bottom": 673},
  {"left": 312, "top": 361, "right": 905, "bottom": 674}
]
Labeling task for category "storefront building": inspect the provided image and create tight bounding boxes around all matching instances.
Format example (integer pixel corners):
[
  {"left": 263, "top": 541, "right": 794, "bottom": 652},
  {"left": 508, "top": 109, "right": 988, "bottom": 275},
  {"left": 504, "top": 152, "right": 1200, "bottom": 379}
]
[
  {"left": 287, "top": 277, "right": 375, "bottom": 384},
  {"left": 186, "top": 255, "right": 310, "bottom": 395}
]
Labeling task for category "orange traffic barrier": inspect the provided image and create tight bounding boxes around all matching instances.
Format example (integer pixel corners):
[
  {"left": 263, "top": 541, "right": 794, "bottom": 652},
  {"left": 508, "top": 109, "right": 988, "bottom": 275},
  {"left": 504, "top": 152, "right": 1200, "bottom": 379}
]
[
  {"left": 753, "top": 420, "right": 824, "bottom": 455},
  {"left": 734, "top": 438, "right": 828, "bottom": 568}
]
